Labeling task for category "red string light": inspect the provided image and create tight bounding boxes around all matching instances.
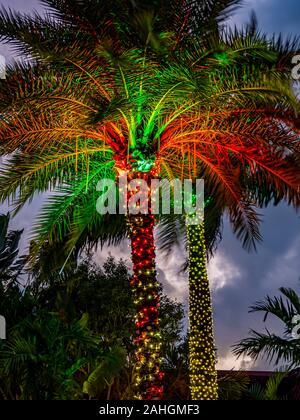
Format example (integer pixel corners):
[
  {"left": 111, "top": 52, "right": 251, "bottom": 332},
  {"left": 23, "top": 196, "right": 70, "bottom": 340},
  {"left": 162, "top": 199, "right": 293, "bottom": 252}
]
[{"left": 128, "top": 171, "right": 164, "bottom": 400}]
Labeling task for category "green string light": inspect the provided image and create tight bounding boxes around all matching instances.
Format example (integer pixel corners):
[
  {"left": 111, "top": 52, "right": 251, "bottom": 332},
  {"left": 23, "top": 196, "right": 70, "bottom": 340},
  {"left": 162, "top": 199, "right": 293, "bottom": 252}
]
[{"left": 187, "top": 222, "right": 218, "bottom": 400}]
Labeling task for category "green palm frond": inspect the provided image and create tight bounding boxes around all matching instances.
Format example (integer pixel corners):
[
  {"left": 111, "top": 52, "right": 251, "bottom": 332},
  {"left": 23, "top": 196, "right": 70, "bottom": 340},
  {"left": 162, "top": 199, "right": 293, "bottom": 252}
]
[
  {"left": 246, "top": 383, "right": 265, "bottom": 401},
  {"left": 279, "top": 287, "right": 300, "bottom": 315},
  {"left": 264, "top": 371, "right": 287, "bottom": 400},
  {"left": 83, "top": 345, "right": 127, "bottom": 398},
  {"left": 218, "top": 371, "right": 250, "bottom": 400},
  {"left": 233, "top": 330, "right": 300, "bottom": 367},
  {"left": 31, "top": 160, "right": 115, "bottom": 246},
  {"left": 0, "top": 333, "right": 37, "bottom": 374},
  {"left": 250, "top": 295, "right": 298, "bottom": 332},
  {"left": 233, "top": 283, "right": 300, "bottom": 368},
  {"left": 247, "top": 371, "right": 287, "bottom": 400},
  {"left": 157, "top": 214, "right": 186, "bottom": 257},
  {"left": 0, "top": 0, "right": 299, "bottom": 263},
  {"left": 0, "top": 146, "right": 113, "bottom": 212}
]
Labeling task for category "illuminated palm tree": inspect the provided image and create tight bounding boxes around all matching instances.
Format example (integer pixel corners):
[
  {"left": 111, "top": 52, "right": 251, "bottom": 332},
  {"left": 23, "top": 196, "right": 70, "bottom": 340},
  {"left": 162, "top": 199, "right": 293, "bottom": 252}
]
[{"left": 0, "top": 0, "right": 300, "bottom": 400}]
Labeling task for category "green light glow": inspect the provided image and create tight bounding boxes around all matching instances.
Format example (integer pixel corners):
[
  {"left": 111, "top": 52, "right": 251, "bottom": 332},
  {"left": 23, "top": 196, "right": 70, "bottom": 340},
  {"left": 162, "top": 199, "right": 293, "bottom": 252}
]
[{"left": 214, "top": 52, "right": 230, "bottom": 65}]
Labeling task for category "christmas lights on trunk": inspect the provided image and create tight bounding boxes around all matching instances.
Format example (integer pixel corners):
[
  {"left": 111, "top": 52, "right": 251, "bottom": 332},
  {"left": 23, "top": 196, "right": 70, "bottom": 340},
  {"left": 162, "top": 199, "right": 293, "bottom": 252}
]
[
  {"left": 187, "top": 222, "right": 218, "bottom": 400},
  {"left": 127, "top": 171, "right": 164, "bottom": 400}
]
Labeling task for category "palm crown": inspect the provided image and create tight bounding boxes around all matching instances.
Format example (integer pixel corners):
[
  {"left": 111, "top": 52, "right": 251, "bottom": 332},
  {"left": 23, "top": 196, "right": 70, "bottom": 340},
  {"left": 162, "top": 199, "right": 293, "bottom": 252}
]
[{"left": 1, "top": 35, "right": 299, "bottom": 248}]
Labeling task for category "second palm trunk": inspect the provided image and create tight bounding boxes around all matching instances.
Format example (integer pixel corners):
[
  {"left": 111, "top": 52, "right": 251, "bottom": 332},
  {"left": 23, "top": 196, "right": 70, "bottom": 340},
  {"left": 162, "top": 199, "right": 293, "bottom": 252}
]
[{"left": 187, "top": 222, "right": 218, "bottom": 400}]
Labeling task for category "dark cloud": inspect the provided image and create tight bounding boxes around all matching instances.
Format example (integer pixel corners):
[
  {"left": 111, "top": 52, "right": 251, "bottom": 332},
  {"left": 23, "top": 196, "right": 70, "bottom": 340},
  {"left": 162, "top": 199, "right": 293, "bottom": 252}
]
[
  {"left": 1, "top": 0, "right": 41, "bottom": 10},
  {"left": 213, "top": 205, "right": 300, "bottom": 369},
  {"left": 232, "top": 0, "right": 300, "bottom": 37}
]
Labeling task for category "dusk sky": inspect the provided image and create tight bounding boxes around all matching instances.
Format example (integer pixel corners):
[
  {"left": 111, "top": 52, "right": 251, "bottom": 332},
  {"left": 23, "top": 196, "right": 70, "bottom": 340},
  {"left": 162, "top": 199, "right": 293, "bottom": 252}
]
[{"left": 1, "top": 0, "right": 300, "bottom": 371}]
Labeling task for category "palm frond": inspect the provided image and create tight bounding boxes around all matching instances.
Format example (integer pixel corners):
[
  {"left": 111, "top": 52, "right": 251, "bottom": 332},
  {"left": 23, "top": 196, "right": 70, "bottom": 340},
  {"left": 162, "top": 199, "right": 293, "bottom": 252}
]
[{"left": 233, "top": 330, "right": 300, "bottom": 368}]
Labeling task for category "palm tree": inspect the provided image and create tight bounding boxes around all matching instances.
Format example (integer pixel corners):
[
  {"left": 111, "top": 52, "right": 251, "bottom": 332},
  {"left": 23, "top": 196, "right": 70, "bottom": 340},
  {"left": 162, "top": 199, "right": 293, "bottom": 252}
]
[
  {"left": 155, "top": 16, "right": 300, "bottom": 399},
  {"left": 233, "top": 283, "right": 300, "bottom": 369},
  {"left": 0, "top": 0, "right": 300, "bottom": 400}
]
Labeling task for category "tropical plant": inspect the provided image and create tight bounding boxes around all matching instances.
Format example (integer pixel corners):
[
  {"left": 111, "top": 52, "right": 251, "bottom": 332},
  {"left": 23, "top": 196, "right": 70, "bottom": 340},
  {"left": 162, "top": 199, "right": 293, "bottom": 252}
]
[
  {"left": 162, "top": 339, "right": 190, "bottom": 400},
  {"left": 218, "top": 371, "right": 250, "bottom": 401},
  {"left": 0, "top": 253, "right": 187, "bottom": 400},
  {"left": 218, "top": 371, "right": 288, "bottom": 400},
  {"left": 247, "top": 372, "right": 287, "bottom": 401},
  {"left": 0, "top": 213, "right": 31, "bottom": 331},
  {"left": 0, "top": 311, "right": 101, "bottom": 400},
  {"left": 1, "top": 0, "right": 300, "bottom": 400},
  {"left": 233, "top": 283, "right": 300, "bottom": 369},
  {"left": 83, "top": 344, "right": 127, "bottom": 400}
]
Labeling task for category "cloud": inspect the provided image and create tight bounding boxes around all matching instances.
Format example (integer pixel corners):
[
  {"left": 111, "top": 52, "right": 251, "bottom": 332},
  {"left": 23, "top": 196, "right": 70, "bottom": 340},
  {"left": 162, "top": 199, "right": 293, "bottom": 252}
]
[
  {"left": 230, "top": 0, "right": 300, "bottom": 37},
  {"left": 1, "top": 193, "right": 46, "bottom": 252},
  {"left": 263, "top": 234, "right": 300, "bottom": 291},
  {"left": 95, "top": 241, "right": 189, "bottom": 303},
  {"left": 217, "top": 353, "right": 255, "bottom": 370},
  {"left": 0, "top": 0, "right": 42, "bottom": 13},
  {"left": 156, "top": 245, "right": 188, "bottom": 302},
  {"left": 208, "top": 252, "right": 243, "bottom": 291}
]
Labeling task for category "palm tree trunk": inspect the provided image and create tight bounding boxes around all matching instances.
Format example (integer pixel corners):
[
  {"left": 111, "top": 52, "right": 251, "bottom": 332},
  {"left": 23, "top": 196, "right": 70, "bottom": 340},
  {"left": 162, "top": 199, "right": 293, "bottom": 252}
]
[
  {"left": 187, "top": 221, "right": 218, "bottom": 400},
  {"left": 106, "top": 380, "right": 113, "bottom": 400},
  {"left": 128, "top": 212, "right": 163, "bottom": 400}
]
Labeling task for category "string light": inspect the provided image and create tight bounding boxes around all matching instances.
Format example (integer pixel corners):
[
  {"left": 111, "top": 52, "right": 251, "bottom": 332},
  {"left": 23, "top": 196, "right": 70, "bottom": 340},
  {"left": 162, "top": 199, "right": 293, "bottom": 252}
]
[
  {"left": 128, "top": 171, "right": 164, "bottom": 400},
  {"left": 187, "top": 222, "right": 218, "bottom": 400}
]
